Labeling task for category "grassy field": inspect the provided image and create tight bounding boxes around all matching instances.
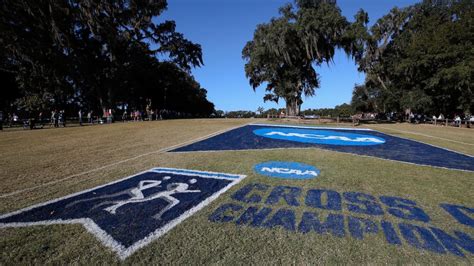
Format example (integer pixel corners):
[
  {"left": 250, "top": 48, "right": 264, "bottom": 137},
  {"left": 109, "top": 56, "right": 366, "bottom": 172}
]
[{"left": 0, "top": 119, "right": 473, "bottom": 264}]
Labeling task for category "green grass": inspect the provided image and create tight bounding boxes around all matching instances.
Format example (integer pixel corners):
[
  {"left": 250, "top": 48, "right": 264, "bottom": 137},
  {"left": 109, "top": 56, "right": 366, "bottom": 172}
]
[{"left": 0, "top": 119, "right": 473, "bottom": 264}]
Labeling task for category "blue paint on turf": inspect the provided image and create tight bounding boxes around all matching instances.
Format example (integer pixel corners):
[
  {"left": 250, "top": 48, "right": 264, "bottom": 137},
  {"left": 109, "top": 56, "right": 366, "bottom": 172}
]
[
  {"left": 0, "top": 169, "right": 236, "bottom": 248},
  {"left": 210, "top": 183, "right": 474, "bottom": 257},
  {"left": 170, "top": 125, "right": 474, "bottom": 172},
  {"left": 254, "top": 127, "right": 385, "bottom": 146},
  {"left": 254, "top": 161, "right": 320, "bottom": 179}
]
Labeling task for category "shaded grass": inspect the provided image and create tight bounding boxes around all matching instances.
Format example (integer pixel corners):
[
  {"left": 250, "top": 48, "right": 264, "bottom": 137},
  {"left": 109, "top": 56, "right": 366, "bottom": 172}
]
[{"left": 0, "top": 119, "right": 473, "bottom": 264}]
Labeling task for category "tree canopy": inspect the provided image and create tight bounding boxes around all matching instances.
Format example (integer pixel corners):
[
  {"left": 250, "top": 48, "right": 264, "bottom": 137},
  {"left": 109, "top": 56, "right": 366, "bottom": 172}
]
[
  {"left": 0, "top": 0, "right": 214, "bottom": 116},
  {"left": 242, "top": 0, "right": 355, "bottom": 116},
  {"left": 352, "top": 0, "right": 473, "bottom": 116},
  {"left": 245, "top": 0, "right": 472, "bottom": 118}
]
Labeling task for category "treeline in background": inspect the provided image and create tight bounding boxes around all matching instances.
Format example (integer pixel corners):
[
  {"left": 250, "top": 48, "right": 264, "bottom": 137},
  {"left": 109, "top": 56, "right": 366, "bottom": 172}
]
[
  {"left": 1, "top": 0, "right": 472, "bottom": 123},
  {"left": 1, "top": 0, "right": 214, "bottom": 120}
]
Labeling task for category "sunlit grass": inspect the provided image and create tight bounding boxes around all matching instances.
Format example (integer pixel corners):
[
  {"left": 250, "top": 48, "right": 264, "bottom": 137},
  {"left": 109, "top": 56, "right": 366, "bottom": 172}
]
[{"left": 0, "top": 119, "right": 472, "bottom": 264}]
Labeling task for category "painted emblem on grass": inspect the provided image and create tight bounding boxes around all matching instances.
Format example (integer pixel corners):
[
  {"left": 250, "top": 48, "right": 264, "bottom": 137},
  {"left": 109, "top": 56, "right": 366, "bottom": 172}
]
[
  {"left": 254, "top": 161, "right": 320, "bottom": 179},
  {"left": 0, "top": 168, "right": 245, "bottom": 260},
  {"left": 171, "top": 125, "right": 474, "bottom": 172},
  {"left": 253, "top": 127, "right": 385, "bottom": 146}
]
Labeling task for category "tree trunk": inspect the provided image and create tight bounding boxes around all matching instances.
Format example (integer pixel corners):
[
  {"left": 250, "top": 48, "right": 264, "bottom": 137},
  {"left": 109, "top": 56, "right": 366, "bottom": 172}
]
[
  {"left": 99, "top": 97, "right": 106, "bottom": 117},
  {"left": 286, "top": 98, "right": 300, "bottom": 117}
]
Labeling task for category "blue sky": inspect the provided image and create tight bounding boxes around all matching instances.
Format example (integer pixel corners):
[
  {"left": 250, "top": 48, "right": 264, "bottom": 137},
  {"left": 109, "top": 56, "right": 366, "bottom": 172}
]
[{"left": 159, "top": 0, "right": 420, "bottom": 112}]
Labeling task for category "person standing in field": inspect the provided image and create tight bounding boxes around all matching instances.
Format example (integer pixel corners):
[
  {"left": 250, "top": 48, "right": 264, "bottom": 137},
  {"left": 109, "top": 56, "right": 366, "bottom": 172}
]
[
  {"left": 454, "top": 115, "right": 461, "bottom": 127},
  {"left": 78, "top": 109, "right": 83, "bottom": 126},
  {"left": 59, "top": 110, "right": 66, "bottom": 127},
  {"left": 110, "top": 109, "right": 114, "bottom": 123},
  {"left": 38, "top": 112, "right": 43, "bottom": 128},
  {"left": 50, "top": 110, "right": 56, "bottom": 127},
  {"left": 88, "top": 111, "right": 93, "bottom": 124},
  {"left": 122, "top": 110, "right": 127, "bottom": 122},
  {"left": 134, "top": 110, "right": 139, "bottom": 122}
]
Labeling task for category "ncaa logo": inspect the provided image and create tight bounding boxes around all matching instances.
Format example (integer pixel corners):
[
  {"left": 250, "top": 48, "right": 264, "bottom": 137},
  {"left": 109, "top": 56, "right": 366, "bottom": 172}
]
[
  {"left": 254, "top": 161, "right": 320, "bottom": 179},
  {"left": 253, "top": 127, "right": 385, "bottom": 146}
]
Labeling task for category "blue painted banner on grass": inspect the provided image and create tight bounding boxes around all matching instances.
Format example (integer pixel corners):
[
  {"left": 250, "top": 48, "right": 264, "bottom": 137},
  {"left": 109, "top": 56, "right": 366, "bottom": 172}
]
[
  {"left": 0, "top": 168, "right": 245, "bottom": 260},
  {"left": 254, "top": 161, "right": 320, "bottom": 179},
  {"left": 171, "top": 124, "right": 474, "bottom": 172},
  {"left": 254, "top": 128, "right": 385, "bottom": 146}
]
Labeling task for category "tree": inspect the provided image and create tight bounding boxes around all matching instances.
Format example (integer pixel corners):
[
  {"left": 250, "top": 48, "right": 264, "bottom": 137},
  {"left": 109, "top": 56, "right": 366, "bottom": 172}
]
[
  {"left": 386, "top": 0, "right": 473, "bottom": 115},
  {"left": 352, "top": 0, "right": 473, "bottom": 116},
  {"left": 0, "top": 0, "right": 212, "bottom": 117},
  {"left": 355, "top": 7, "right": 411, "bottom": 95},
  {"left": 243, "top": 0, "right": 354, "bottom": 116}
]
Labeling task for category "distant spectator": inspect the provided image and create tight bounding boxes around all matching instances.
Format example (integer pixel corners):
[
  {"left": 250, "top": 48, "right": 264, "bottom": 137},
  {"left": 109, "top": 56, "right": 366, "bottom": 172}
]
[
  {"left": 28, "top": 112, "right": 35, "bottom": 130},
  {"left": 0, "top": 111, "right": 3, "bottom": 130},
  {"left": 13, "top": 113, "right": 19, "bottom": 124},
  {"left": 38, "top": 112, "right": 44, "bottom": 128},
  {"left": 78, "top": 109, "right": 83, "bottom": 126},
  {"left": 7, "top": 113, "right": 12, "bottom": 127},
  {"left": 137, "top": 110, "right": 140, "bottom": 121},
  {"left": 146, "top": 105, "right": 152, "bottom": 121},
  {"left": 49, "top": 110, "right": 58, "bottom": 127},
  {"left": 108, "top": 109, "right": 113, "bottom": 123},
  {"left": 59, "top": 110, "right": 66, "bottom": 127},
  {"left": 88, "top": 111, "right": 93, "bottom": 124},
  {"left": 415, "top": 114, "right": 421, "bottom": 123},
  {"left": 122, "top": 110, "right": 127, "bottom": 122},
  {"left": 454, "top": 115, "right": 461, "bottom": 127}
]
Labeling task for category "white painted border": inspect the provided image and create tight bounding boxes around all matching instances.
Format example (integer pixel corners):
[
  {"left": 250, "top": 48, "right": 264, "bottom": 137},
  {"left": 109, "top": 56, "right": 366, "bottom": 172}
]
[
  {"left": 0, "top": 168, "right": 246, "bottom": 260},
  {"left": 250, "top": 123, "right": 374, "bottom": 131},
  {"left": 151, "top": 169, "right": 241, "bottom": 180}
]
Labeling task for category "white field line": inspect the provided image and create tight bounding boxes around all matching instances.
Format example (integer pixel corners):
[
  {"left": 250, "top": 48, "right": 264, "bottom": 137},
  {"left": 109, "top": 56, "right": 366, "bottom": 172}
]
[
  {"left": 0, "top": 124, "right": 248, "bottom": 199},
  {"left": 370, "top": 126, "right": 474, "bottom": 146},
  {"left": 250, "top": 123, "right": 373, "bottom": 131}
]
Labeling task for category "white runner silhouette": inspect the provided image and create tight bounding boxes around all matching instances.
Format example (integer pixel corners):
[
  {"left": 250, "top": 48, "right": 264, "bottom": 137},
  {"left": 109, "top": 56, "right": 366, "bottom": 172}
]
[{"left": 67, "top": 176, "right": 200, "bottom": 219}]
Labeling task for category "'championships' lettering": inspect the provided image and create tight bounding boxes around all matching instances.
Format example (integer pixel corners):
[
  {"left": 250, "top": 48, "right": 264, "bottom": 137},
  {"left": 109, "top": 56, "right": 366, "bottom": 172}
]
[
  {"left": 209, "top": 204, "right": 474, "bottom": 257},
  {"left": 210, "top": 183, "right": 474, "bottom": 257}
]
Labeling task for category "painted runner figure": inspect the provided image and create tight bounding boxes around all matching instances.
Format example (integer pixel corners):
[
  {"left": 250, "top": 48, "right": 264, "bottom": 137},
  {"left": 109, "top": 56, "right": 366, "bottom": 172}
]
[{"left": 67, "top": 176, "right": 200, "bottom": 220}]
